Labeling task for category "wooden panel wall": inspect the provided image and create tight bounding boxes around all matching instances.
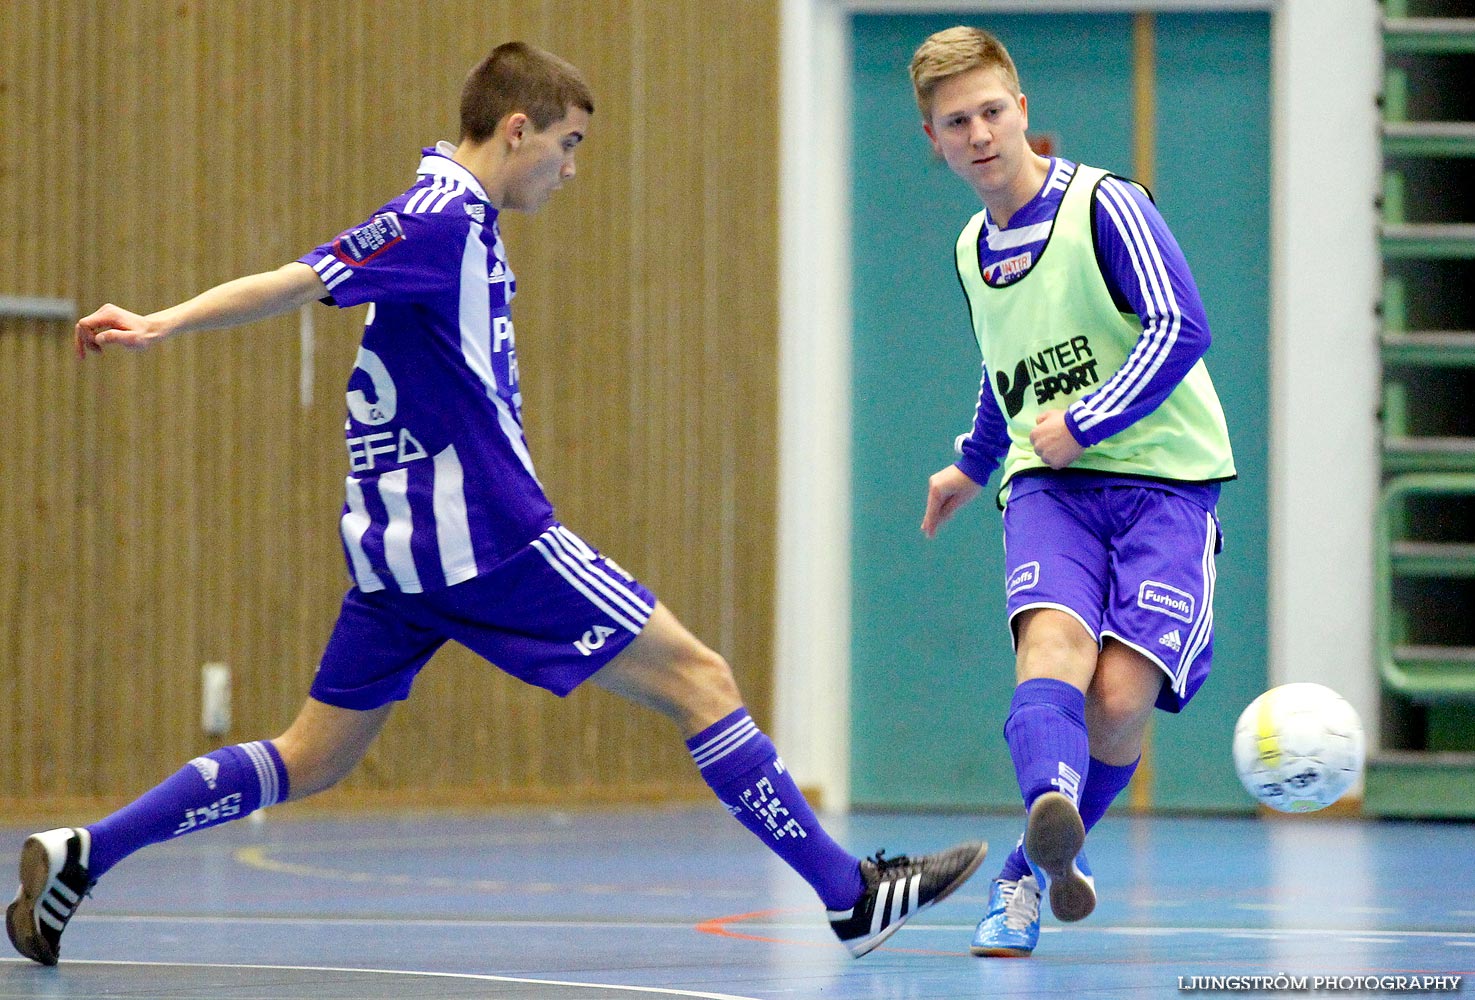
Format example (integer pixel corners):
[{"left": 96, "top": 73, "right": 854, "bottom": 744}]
[{"left": 0, "top": 1, "right": 779, "bottom": 815}]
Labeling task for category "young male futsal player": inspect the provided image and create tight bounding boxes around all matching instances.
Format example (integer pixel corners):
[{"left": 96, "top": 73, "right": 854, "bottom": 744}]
[
  {"left": 908, "top": 28, "right": 1234, "bottom": 956},
  {"left": 9, "top": 41, "right": 985, "bottom": 966}
]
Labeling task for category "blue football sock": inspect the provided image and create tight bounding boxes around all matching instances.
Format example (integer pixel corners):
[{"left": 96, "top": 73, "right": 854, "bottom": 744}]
[
  {"left": 688, "top": 708, "right": 863, "bottom": 910},
  {"left": 1078, "top": 755, "right": 1139, "bottom": 831},
  {"left": 998, "top": 836, "right": 1031, "bottom": 882},
  {"left": 1004, "top": 678, "right": 1090, "bottom": 812},
  {"left": 86, "top": 741, "right": 289, "bottom": 879}
]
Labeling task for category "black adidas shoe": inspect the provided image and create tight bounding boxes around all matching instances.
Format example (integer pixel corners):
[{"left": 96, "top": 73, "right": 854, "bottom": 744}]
[
  {"left": 7, "top": 828, "right": 94, "bottom": 966},
  {"left": 828, "top": 840, "right": 988, "bottom": 957}
]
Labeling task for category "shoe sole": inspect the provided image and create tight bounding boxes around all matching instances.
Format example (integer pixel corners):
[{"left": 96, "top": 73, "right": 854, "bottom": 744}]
[
  {"left": 7, "top": 836, "right": 59, "bottom": 966},
  {"left": 1024, "top": 792, "right": 1094, "bottom": 923},
  {"left": 970, "top": 944, "right": 1034, "bottom": 958},
  {"left": 847, "top": 841, "right": 990, "bottom": 958}
]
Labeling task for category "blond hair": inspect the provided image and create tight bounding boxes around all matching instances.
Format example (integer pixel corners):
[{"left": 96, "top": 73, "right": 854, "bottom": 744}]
[{"left": 909, "top": 26, "right": 1021, "bottom": 122}]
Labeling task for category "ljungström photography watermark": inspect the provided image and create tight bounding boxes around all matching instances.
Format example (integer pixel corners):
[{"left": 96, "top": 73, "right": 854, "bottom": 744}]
[{"left": 1177, "top": 974, "right": 1463, "bottom": 993}]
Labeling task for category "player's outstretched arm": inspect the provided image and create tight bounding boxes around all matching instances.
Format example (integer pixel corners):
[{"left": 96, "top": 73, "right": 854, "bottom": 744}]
[
  {"left": 922, "top": 464, "right": 984, "bottom": 539},
  {"left": 75, "top": 262, "right": 324, "bottom": 360}
]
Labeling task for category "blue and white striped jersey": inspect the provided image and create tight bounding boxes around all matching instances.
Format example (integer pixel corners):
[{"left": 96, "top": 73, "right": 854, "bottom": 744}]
[
  {"left": 956, "top": 157, "right": 1218, "bottom": 499},
  {"left": 299, "top": 144, "right": 554, "bottom": 594}
]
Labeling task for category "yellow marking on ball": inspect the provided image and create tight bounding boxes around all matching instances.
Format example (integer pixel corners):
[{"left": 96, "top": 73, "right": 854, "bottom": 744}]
[{"left": 1255, "top": 689, "right": 1281, "bottom": 768}]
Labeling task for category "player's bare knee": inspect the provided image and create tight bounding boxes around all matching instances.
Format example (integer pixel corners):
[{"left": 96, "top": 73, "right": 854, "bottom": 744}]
[
  {"left": 1087, "top": 687, "right": 1131, "bottom": 730},
  {"left": 653, "top": 645, "right": 741, "bottom": 733},
  {"left": 692, "top": 646, "right": 740, "bottom": 702},
  {"left": 271, "top": 735, "right": 352, "bottom": 800},
  {"left": 1016, "top": 621, "right": 1096, "bottom": 685},
  {"left": 679, "top": 646, "right": 741, "bottom": 715},
  {"left": 1086, "top": 691, "right": 1153, "bottom": 763}
]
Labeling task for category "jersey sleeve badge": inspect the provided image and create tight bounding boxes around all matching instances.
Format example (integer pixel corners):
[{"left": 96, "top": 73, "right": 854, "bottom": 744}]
[{"left": 333, "top": 212, "right": 407, "bottom": 265}]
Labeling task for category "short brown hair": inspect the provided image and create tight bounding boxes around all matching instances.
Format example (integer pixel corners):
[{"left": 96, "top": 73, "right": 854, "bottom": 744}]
[
  {"left": 460, "top": 41, "right": 595, "bottom": 142},
  {"left": 909, "top": 27, "right": 1020, "bottom": 122}
]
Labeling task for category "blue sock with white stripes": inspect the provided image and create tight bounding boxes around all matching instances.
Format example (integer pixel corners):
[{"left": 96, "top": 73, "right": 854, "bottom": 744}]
[
  {"left": 85, "top": 741, "right": 289, "bottom": 879},
  {"left": 687, "top": 708, "right": 863, "bottom": 910}
]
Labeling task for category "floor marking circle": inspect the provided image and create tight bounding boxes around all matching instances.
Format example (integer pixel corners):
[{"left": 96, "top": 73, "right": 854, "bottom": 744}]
[
  {"left": 232, "top": 840, "right": 753, "bottom": 899},
  {"left": 0, "top": 958, "right": 762, "bottom": 999}
]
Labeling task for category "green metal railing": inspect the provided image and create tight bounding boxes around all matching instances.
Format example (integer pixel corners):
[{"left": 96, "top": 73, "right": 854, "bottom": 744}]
[{"left": 1375, "top": 474, "right": 1475, "bottom": 701}]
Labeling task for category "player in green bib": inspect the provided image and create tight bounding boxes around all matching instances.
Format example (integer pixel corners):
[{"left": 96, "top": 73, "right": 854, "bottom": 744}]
[{"left": 908, "top": 26, "right": 1235, "bottom": 957}]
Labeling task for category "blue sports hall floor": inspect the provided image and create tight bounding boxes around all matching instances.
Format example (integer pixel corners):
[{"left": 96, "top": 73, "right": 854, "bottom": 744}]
[{"left": 0, "top": 806, "right": 1470, "bottom": 998}]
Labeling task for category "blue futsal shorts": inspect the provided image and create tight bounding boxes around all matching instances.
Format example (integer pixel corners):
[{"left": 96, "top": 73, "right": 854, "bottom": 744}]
[
  {"left": 310, "top": 523, "right": 657, "bottom": 710},
  {"left": 1001, "top": 482, "right": 1223, "bottom": 713}
]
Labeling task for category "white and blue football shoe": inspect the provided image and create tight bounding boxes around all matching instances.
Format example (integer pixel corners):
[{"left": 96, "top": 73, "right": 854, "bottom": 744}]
[
  {"left": 970, "top": 872, "right": 1042, "bottom": 957},
  {"left": 970, "top": 849, "right": 1093, "bottom": 958}
]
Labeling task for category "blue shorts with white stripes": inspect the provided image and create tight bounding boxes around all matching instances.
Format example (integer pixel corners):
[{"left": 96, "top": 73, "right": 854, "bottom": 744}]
[
  {"left": 310, "top": 523, "right": 657, "bottom": 709},
  {"left": 1002, "top": 484, "right": 1221, "bottom": 714}
]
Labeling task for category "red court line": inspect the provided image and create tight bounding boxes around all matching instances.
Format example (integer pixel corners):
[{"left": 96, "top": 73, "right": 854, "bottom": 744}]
[{"left": 694, "top": 908, "right": 966, "bottom": 956}]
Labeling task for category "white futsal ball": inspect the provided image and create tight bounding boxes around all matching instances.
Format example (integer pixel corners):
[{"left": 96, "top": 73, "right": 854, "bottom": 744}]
[{"left": 1232, "top": 683, "right": 1365, "bottom": 813}]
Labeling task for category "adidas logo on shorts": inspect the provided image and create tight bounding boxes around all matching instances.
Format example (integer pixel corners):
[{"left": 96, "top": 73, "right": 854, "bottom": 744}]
[{"left": 1158, "top": 629, "right": 1183, "bottom": 652}]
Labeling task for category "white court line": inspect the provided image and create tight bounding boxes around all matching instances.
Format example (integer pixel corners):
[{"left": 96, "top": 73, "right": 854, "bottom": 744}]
[
  {"left": 78, "top": 913, "right": 711, "bottom": 930},
  {"left": 0, "top": 958, "right": 761, "bottom": 1000},
  {"left": 693, "top": 917, "right": 1475, "bottom": 942},
  {"left": 76, "top": 913, "right": 1475, "bottom": 943}
]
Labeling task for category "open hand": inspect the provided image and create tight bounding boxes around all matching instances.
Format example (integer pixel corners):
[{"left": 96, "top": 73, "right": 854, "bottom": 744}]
[{"left": 922, "top": 464, "right": 983, "bottom": 539}]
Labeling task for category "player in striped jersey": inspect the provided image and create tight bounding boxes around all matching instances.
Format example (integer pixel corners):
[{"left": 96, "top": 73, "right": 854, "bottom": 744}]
[
  {"left": 10, "top": 42, "right": 985, "bottom": 967},
  {"left": 907, "top": 28, "right": 1236, "bottom": 956}
]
